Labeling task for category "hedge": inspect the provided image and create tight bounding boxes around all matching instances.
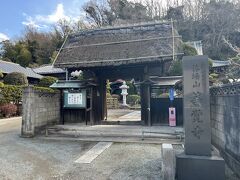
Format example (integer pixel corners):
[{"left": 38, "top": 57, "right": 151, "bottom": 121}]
[
  {"left": 0, "top": 85, "right": 56, "bottom": 105},
  {"left": 33, "top": 86, "right": 57, "bottom": 93},
  {"left": 3, "top": 72, "right": 28, "bottom": 85},
  {"left": 38, "top": 76, "right": 58, "bottom": 87},
  {"left": 0, "top": 85, "right": 24, "bottom": 104},
  {"left": 127, "top": 95, "right": 140, "bottom": 106}
]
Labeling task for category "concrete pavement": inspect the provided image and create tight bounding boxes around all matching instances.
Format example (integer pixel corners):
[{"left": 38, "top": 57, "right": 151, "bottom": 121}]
[{"left": 0, "top": 116, "right": 239, "bottom": 180}]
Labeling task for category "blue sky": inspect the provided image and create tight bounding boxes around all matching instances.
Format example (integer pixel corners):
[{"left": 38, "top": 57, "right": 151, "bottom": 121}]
[{"left": 0, "top": 0, "right": 88, "bottom": 41}]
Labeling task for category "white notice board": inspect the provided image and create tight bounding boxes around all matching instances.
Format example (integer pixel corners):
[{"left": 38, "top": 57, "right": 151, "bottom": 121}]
[{"left": 68, "top": 93, "right": 83, "bottom": 105}]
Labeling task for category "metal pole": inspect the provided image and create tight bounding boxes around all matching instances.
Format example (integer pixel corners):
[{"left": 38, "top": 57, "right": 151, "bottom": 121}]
[
  {"left": 65, "top": 68, "right": 69, "bottom": 81},
  {"left": 171, "top": 18, "right": 175, "bottom": 61}
]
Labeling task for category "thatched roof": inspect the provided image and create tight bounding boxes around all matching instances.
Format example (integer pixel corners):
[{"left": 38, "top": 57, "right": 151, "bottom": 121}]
[{"left": 54, "top": 22, "right": 182, "bottom": 68}]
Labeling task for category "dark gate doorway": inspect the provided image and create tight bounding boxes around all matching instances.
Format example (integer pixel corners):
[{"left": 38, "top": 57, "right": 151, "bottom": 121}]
[{"left": 151, "top": 97, "right": 183, "bottom": 126}]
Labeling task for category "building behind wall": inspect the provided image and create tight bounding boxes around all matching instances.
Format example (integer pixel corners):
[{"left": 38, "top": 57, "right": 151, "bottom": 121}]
[{"left": 0, "top": 60, "right": 42, "bottom": 84}]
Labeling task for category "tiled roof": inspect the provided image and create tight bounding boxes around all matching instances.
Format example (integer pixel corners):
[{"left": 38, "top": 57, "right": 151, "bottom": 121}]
[
  {"left": 0, "top": 60, "right": 42, "bottom": 79},
  {"left": 211, "top": 60, "right": 230, "bottom": 68},
  {"left": 32, "top": 64, "right": 65, "bottom": 74}
]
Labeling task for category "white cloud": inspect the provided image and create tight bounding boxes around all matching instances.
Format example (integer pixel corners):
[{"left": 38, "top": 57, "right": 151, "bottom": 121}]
[
  {"left": 22, "top": 3, "right": 84, "bottom": 30},
  {"left": 22, "top": 16, "right": 41, "bottom": 28},
  {"left": 35, "top": 4, "right": 70, "bottom": 24},
  {"left": 0, "top": 33, "right": 9, "bottom": 42}
]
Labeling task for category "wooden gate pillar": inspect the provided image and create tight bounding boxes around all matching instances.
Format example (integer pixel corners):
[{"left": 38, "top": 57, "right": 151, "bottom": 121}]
[
  {"left": 141, "top": 66, "right": 151, "bottom": 126},
  {"left": 99, "top": 78, "right": 107, "bottom": 121}
]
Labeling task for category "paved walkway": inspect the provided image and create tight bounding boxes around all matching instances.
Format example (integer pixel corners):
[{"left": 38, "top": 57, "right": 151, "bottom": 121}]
[
  {"left": 117, "top": 111, "right": 141, "bottom": 121},
  {"left": 107, "top": 109, "right": 141, "bottom": 122}
]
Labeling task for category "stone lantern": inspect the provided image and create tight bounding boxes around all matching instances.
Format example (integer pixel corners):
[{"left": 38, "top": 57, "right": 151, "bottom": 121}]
[{"left": 120, "top": 81, "right": 129, "bottom": 106}]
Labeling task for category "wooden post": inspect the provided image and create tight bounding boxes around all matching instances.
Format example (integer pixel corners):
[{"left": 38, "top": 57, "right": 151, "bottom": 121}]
[
  {"left": 89, "top": 87, "right": 93, "bottom": 125},
  {"left": 60, "top": 90, "right": 65, "bottom": 125},
  {"left": 92, "top": 86, "right": 98, "bottom": 124},
  {"left": 141, "top": 66, "right": 151, "bottom": 126},
  {"left": 99, "top": 78, "right": 107, "bottom": 121}
]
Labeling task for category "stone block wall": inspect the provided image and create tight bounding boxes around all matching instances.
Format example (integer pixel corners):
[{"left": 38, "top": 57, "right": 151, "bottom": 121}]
[
  {"left": 107, "top": 97, "right": 119, "bottom": 109},
  {"left": 210, "top": 83, "right": 240, "bottom": 177},
  {"left": 21, "top": 86, "right": 60, "bottom": 137}
]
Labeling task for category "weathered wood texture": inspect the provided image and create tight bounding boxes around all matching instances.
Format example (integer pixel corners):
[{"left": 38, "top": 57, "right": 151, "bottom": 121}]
[{"left": 63, "top": 109, "right": 85, "bottom": 123}]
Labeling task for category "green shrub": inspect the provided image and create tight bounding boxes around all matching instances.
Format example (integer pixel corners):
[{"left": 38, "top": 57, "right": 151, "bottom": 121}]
[
  {"left": 183, "top": 43, "right": 198, "bottom": 56},
  {"left": 38, "top": 76, "right": 58, "bottom": 87},
  {"left": 168, "top": 60, "right": 182, "bottom": 76},
  {"left": 0, "top": 103, "right": 17, "bottom": 118},
  {"left": 0, "top": 82, "right": 4, "bottom": 87},
  {"left": 0, "top": 85, "right": 23, "bottom": 105},
  {"left": 127, "top": 95, "right": 140, "bottom": 106},
  {"left": 3, "top": 72, "right": 28, "bottom": 85},
  {"left": 106, "top": 80, "right": 111, "bottom": 94},
  {"left": 33, "top": 86, "right": 57, "bottom": 93},
  {"left": 126, "top": 81, "right": 137, "bottom": 95}
]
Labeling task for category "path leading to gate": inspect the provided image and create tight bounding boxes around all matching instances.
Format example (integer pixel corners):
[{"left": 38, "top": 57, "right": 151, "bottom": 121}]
[
  {"left": 117, "top": 110, "right": 141, "bottom": 121},
  {"left": 107, "top": 109, "right": 141, "bottom": 122}
]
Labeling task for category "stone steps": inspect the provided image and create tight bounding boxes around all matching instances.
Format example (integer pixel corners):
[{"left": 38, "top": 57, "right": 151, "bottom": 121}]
[{"left": 46, "top": 125, "right": 184, "bottom": 142}]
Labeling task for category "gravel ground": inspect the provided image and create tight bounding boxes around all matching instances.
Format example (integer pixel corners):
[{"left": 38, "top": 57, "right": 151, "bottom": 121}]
[
  {"left": 0, "top": 118, "right": 239, "bottom": 180},
  {"left": 0, "top": 118, "right": 163, "bottom": 180},
  {"left": 0, "top": 135, "right": 95, "bottom": 180},
  {"left": 59, "top": 143, "right": 162, "bottom": 180}
]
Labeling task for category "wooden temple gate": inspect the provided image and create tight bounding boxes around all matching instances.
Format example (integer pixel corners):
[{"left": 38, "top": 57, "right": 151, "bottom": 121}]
[{"left": 53, "top": 22, "right": 183, "bottom": 126}]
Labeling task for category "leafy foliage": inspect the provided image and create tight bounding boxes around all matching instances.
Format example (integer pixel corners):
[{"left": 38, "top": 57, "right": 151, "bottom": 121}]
[
  {"left": 16, "top": 47, "right": 32, "bottom": 67},
  {"left": 126, "top": 81, "right": 137, "bottom": 95},
  {"left": 3, "top": 72, "right": 28, "bottom": 85},
  {"left": 168, "top": 60, "right": 182, "bottom": 76},
  {"left": 0, "top": 27, "right": 64, "bottom": 67},
  {"left": 168, "top": 43, "right": 198, "bottom": 76},
  {"left": 33, "top": 86, "right": 57, "bottom": 93},
  {"left": 83, "top": 0, "right": 151, "bottom": 27},
  {"left": 0, "top": 85, "right": 23, "bottom": 104},
  {"left": 1, "top": 0, "right": 240, "bottom": 69},
  {"left": 182, "top": 44, "right": 198, "bottom": 56},
  {"left": 38, "top": 76, "right": 58, "bottom": 87},
  {"left": 226, "top": 56, "right": 240, "bottom": 82},
  {"left": 106, "top": 80, "right": 111, "bottom": 94},
  {"left": 127, "top": 95, "right": 140, "bottom": 106}
]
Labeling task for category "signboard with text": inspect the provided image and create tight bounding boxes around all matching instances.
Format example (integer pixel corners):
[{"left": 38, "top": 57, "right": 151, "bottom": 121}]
[{"left": 63, "top": 90, "right": 86, "bottom": 109}]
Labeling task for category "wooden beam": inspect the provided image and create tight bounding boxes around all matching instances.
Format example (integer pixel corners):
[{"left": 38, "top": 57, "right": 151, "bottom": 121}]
[{"left": 141, "top": 66, "right": 151, "bottom": 126}]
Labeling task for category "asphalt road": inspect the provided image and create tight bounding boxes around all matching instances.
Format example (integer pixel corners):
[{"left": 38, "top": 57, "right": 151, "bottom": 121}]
[{"left": 0, "top": 117, "right": 162, "bottom": 180}]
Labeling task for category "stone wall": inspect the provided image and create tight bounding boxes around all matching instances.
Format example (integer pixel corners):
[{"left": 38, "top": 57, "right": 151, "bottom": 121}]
[
  {"left": 21, "top": 86, "right": 60, "bottom": 137},
  {"left": 210, "top": 83, "right": 240, "bottom": 177},
  {"left": 107, "top": 97, "right": 119, "bottom": 109}
]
